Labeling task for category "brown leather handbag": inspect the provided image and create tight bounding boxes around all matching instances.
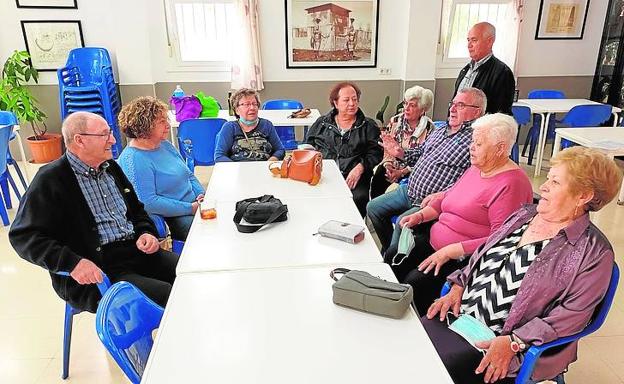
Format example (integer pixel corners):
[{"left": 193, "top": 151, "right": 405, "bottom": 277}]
[{"left": 269, "top": 149, "right": 323, "bottom": 185}]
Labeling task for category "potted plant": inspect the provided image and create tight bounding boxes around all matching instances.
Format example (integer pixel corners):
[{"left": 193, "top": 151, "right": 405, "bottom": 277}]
[{"left": 0, "top": 50, "right": 62, "bottom": 163}]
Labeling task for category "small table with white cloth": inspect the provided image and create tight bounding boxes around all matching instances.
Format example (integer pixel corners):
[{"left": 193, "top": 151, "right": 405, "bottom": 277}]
[
  {"left": 514, "top": 99, "right": 621, "bottom": 177},
  {"left": 552, "top": 127, "right": 624, "bottom": 205},
  {"left": 141, "top": 263, "right": 454, "bottom": 384}
]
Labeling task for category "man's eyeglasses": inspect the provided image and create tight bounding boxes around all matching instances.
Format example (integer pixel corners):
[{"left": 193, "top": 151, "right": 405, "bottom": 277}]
[
  {"left": 238, "top": 102, "right": 260, "bottom": 108},
  {"left": 77, "top": 128, "right": 113, "bottom": 138},
  {"left": 448, "top": 101, "right": 480, "bottom": 111}
]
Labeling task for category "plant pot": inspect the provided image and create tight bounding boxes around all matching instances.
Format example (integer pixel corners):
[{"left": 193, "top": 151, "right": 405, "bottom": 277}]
[{"left": 26, "top": 133, "right": 63, "bottom": 164}]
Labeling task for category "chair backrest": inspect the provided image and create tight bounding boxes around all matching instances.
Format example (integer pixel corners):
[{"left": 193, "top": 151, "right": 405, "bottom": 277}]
[
  {"left": 261, "top": 99, "right": 303, "bottom": 110},
  {"left": 60, "top": 47, "right": 113, "bottom": 86},
  {"left": 177, "top": 118, "right": 227, "bottom": 166},
  {"left": 560, "top": 104, "right": 612, "bottom": 128},
  {"left": 512, "top": 105, "right": 531, "bottom": 125},
  {"left": 0, "top": 111, "right": 18, "bottom": 172},
  {"left": 527, "top": 89, "right": 565, "bottom": 99},
  {"left": 95, "top": 281, "right": 164, "bottom": 384}
]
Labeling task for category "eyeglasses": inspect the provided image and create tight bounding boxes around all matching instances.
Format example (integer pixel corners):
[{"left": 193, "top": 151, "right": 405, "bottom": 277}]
[
  {"left": 77, "top": 128, "right": 113, "bottom": 138},
  {"left": 402, "top": 101, "right": 420, "bottom": 110},
  {"left": 238, "top": 102, "right": 260, "bottom": 108},
  {"left": 448, "top": 101, "right": 480, "bottom": 111}
]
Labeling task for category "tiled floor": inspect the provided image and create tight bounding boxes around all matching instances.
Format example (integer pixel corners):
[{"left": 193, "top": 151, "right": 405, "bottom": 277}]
[{"left": 0, "top": 159, "right": 622, "bottom": 383}]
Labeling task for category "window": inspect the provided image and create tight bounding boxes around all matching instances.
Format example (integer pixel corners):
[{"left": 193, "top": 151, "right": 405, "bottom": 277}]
[
  {"left": 166, "top": 0, "right": 237, "bottom": 67},
  {"left": 440, "top": 0, "right": 514, "bottom": 66}
]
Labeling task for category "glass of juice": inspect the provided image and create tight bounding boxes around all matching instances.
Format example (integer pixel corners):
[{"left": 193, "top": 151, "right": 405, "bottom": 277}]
[{"left": 200, "top": 199, "right": 217, "bottom": 220}]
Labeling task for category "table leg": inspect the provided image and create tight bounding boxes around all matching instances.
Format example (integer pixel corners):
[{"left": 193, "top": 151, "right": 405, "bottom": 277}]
[
  {"left": 533, "top": 113, "right": 548, "bottom": 177},
  {"left": 171, "top": 126, "right": 178, "bottom": 149},
  {"left": 14, "top": 130, "right": 31, "bottom": 183},
  {"left": 552, "top": 133, "right": 562, "bottom": 159},
  {"left": 612, "top": 112, "right": 620, "bottom": 127}
]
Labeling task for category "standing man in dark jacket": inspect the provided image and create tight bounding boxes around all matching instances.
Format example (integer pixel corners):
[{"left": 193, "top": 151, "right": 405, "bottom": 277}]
[
  {"left": 9, "top": 112, "right": 179, "bottom": 312},
  {"left": 305, "top": 82, "right": 383, "bottom": 216},
  {"left": 453, "top": 22, "right": 515, "bottom": 115}
]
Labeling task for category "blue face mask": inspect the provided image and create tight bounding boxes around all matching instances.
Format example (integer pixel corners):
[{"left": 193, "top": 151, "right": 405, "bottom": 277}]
[
  {"left": 448, "top": 314, "right": 496, "bottom": 352},
  {"left": 391, "top": 226, "right": 415, "bottom": 266},
  {"left": 239, "top": 117, "right": 259, "bottom": 126}
]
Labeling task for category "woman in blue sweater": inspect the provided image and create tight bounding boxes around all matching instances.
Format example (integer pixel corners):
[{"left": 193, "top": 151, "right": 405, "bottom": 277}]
[
  {"left": 215, "top": 88, "right": 285, "bottom": 162},
  {"left": 118, "top": 96, "right": 204, "bottom": 240}
]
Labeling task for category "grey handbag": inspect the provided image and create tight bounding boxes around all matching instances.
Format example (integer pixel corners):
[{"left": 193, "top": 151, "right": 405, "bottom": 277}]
[{"left": 330, "top": 268, "right": 413, "bottom": 319}]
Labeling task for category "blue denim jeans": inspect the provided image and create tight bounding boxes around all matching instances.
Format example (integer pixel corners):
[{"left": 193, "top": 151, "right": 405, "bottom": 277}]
[{"left": 366, "top": 184, "right": 419, "bottom": 254}]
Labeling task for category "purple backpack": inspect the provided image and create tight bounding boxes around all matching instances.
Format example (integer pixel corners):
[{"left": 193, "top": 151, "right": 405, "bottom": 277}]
[{"left": 170, "top": 95, "right": 202, "bottom": 122}]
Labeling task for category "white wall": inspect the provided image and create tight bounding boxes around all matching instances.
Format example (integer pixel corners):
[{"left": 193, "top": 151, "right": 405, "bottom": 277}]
[
  {"left": 0, "top": 0, "right": 612, "bottom": 86},
  {"left": 516, "top": 0, "right": 609, "bottom": 77}
]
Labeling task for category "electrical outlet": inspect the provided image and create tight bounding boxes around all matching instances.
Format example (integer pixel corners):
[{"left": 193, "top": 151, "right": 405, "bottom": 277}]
[{"left": 378, "top": 68, "right": 391, "bottom": 75}]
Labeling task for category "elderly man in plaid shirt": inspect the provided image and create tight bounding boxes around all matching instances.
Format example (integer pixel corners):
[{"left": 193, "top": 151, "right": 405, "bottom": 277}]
[
  {"left": 10, "top": 112, "right": 179, "bottom": 312},
  {"left": 367, "top": 87, "right": 486, "bottom": 256}
]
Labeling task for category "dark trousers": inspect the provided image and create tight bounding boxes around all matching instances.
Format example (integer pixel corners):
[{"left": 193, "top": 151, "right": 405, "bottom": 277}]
[
  {"left": 383, "top": 221, "right": 435, "bottom": 282},
  {"left": 351, "top": 171, "right": 373, "bottom": 217},
  {"left": 370, "top": 164, "right": 393, "bottom": 200},
  {"left": 100, "top": 240, "right": 179, "bottom": 308},
  {"left": 406, "top": 259, "right": 468, "bottom": 316},
  {"left": 421, "top": 316, "right": 515, "bottom": 384}
]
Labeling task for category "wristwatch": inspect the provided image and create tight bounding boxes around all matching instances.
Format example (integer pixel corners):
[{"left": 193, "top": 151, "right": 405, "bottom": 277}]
[{"left": 509, "top": 333, "right": 526, "bottom": 353}]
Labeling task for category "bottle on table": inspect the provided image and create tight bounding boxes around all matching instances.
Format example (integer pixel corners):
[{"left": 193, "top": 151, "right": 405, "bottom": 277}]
[{"left": 173, "top": 85, "right": 185, "bottom": 98}]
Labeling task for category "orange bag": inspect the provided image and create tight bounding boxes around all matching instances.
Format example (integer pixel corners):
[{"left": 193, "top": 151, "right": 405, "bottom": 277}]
[{"left": 269, "top": 150, "right": 323, "bottom": 185}]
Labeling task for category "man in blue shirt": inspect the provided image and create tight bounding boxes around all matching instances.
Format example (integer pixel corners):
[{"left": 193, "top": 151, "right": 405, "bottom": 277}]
[{"left": 10, "top": 112, "right": 178, "bottom": 312}]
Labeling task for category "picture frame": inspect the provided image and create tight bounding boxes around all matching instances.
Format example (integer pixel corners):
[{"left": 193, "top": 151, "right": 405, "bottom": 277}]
[
  {"left": 284, "top": 0, "right": 379, "bottom": 68},
  {"left": 15, "top": 0, "right": 77, "bottom": 9},
  {"left": 20, "top": 20, "right": 85, "bottom": 71},
  {"left": 535, "top": 0, "right": 590, "bottom": 40}
]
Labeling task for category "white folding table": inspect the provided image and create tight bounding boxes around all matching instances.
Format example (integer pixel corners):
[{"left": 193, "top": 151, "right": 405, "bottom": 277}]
[
  {"left": 176, "top": 196, "right": 380, "bottom": 274},
  {"left": 142, "top": 264, "right": 454, "bottom": 384},
  {"left": 204, "top": 160, "right": 352, "bottom": 201},
  {"left": 167, "top": 109, "right": 321, "bottom": 147},
  {"left": 553, "top": 127, "right": 624, "bottom": 205},
  {"left": 514, "top": 99, "right": 621, "bottom": 177}
]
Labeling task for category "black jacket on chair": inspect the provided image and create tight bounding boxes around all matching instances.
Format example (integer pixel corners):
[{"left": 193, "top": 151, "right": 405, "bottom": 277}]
[
  {"left": 304, "top": 108, "right": 383, "bottom": 178},
  {"left": 9, "top": 154, "right": 157, "bottom": 312},
  {"left": 453, "top": 55, "right": 515, "bottom": 115}
]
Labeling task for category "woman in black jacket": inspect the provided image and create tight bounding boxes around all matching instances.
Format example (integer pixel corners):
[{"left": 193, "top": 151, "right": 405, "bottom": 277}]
[{"left": 305, "top": 82, "right": 383, "bottom": 216}]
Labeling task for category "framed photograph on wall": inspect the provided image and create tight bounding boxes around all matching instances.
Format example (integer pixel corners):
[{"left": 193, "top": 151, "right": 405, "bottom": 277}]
[
  {"left": 15, "top": 0, "right": 77, "bottom": 9},
  {"left": 20, "top": 20, "right": 84, "bottom": 71},
  {"left": 285, "top": 0, "right": 379, "bottom": 68},
  {"left": 535, "top": 0, "right": 590, "bottom": 40}
]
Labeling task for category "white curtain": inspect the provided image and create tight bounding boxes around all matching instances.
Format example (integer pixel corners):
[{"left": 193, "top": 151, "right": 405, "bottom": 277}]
[
  {"left": 231, "top": 0, "right": 264, "bottom": 91},
  {"left": 496, "top": 0, "right": 524, "bottom": 73}
]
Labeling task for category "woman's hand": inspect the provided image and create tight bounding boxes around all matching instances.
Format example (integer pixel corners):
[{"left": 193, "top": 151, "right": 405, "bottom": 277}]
[
  {"left": 418, "top": 243, "right": 464, "bottom": 276},
  {"left": 475, "top": 336, "right": 516, "bottom": 383},
  {"left": 426, "top": 284, "right": 463, "bottom": 321},
  {"left": 421, "top": 191, "right": 445, "bottom": 208},
  {"left": 384, "top": 164, "right": 404, "bottom": 183},
  {"left": 196, "top": 194, "right": 204, "bottom": 202},
  {"left": 398, "top": 211, "right": 423, "bottom": 229},
  {"left": 346, "top": 164, "right": 364, "bottom": 189},
  {"left": 380, "top": 134, "right": 404, "bottom": 159},
  {"left": 268, "top": 156, "right": 279, "bottom": 161},
  {"left": 191, "top": 201, "right": 200, "bottom": 214}
]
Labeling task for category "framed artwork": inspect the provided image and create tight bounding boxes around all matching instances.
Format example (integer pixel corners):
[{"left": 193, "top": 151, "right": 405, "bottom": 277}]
[
  {"left": 284, "top": 0, "right": 379, "bottom": 68},
  {"left": 535, "top": 0, "right": 590, "bottom": 40},
  {"left": 15, "top": 0, "right": 77, "bottom": 9},
  {"left": 20, "top": 20, "right": 84, "bottom": 71}
]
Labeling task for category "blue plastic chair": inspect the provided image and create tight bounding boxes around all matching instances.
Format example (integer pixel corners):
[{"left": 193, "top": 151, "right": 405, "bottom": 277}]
[
  {"left": 0, "top": 111, "right": 27, "bottom": 191},
  {"left": 557, "top": 104, "right": 612, "bottom": 150},
  {"left": 433, "top": 120, "right": 446, "bottom": 129},
  {"left": 55, "top": 271, "right": 111, "bottom": 380},
  {"left": 177, "top": 118, "right": 227, "bottom": 166},
  {"left": 522, "top": 90, "right": 566, "bottom": 165},
  {"left": 262, "top": 99, "right": 304, "bottom": 150},
  {"left": 439, "top": 263, "right": 620, "bottom": 384},
  {"left": 149, "top": 213, "right": 184, "bottom": 255},
  {"left": 511, "top": 105, "right": 532, "bottom": 164},
  {"left": 96, "top": 281, "right": 165, "bottom": 384}
]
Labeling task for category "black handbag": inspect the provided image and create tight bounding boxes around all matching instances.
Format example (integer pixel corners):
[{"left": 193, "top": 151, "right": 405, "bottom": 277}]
[{"left": 233, "top": 195, "right": 288, "bottom": 233}]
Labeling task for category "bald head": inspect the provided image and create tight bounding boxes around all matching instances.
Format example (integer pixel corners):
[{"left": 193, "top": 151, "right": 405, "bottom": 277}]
[
  {"left": 467, "top": 22, "right": 495, "bottom": 61},
  {"left": 62, "top": 112, "right": 106, "bottom": 147}
]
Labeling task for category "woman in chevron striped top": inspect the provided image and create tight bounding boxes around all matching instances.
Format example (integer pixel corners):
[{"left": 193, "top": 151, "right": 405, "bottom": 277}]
[{"left": 423, "top": 147, "right": 622, "bottom": 384}]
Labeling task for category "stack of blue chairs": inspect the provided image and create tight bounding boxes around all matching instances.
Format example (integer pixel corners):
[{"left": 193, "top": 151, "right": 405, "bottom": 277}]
[{"left": 57, "top": 47, "right": 122, "bottom": 157}]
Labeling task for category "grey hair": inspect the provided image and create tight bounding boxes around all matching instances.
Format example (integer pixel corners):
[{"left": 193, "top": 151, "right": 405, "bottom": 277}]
[
  {"left": 403, "top": 85, "right": 434, "bottom": 112},
  {"left": 457, "top": 87, "right": 487, "bottom": 116},
  {"left": 471, "top": 113, "right": 518, "bottom": 155},
  {"left": 474, "top": 21, "right": 496, "bottom": 39},
  {"left": 62, "top": 112, "right": 104, "bottom": 146}
]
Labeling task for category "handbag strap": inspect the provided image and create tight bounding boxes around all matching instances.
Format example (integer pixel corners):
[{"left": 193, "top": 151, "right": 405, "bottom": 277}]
[
  {"left": 233, "top": 199, "right": 288, "bottom": 233},
  {"left": 268, "top": 156, "right": 290, "bottom": 178},
  {"left": 309, "top": 154, "right": 322, "bottom": 185},
  {"left": 330, "top": 267, "right": 351, "bottom": 281}
]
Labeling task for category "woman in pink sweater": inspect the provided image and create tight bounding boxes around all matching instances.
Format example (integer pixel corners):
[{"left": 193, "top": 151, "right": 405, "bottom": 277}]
[{"left": 384, "top": 113, "right": 533, "bottom": 314}]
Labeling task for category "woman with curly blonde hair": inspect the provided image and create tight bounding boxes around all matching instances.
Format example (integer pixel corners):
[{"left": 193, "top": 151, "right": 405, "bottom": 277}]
[{"left": 117, "top": 96, "right": 204, "bottom": 240}]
